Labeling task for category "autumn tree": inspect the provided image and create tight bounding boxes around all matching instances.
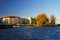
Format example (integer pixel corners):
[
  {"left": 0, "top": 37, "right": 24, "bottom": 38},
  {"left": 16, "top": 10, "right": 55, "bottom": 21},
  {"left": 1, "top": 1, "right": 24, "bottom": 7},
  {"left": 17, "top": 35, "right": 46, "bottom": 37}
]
[
  {"left": 36, "top": 13, "right": 49, "bottom": 27},
  {"left": 50, "top": 15, "right": 56, "bottom": 25}
]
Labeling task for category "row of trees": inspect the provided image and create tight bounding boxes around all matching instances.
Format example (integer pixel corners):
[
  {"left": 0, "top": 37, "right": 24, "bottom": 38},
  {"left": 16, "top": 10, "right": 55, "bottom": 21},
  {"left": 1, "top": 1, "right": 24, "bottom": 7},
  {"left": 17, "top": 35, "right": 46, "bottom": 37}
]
[{"left": 35, "top": 13, "right": 56, "bottom": 27}]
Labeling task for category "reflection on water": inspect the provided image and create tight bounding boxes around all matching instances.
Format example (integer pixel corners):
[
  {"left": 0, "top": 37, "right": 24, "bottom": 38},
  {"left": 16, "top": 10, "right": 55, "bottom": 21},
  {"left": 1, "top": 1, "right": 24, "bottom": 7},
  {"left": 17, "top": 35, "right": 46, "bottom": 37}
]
[{"left": 0, "top": 26, "right": 60, "bottom": 40}]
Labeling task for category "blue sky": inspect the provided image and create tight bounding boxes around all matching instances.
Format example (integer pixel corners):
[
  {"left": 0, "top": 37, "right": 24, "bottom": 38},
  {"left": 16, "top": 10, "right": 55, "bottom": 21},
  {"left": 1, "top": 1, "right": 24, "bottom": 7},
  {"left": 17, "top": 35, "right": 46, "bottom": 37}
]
[{"left": 0, "top": 0, "right": 60, "bottom": 22}]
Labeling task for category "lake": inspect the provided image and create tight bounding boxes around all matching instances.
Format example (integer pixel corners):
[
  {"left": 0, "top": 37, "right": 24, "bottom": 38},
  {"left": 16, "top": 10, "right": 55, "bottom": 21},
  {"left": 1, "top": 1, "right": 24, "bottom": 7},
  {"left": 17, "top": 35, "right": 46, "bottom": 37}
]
[{"left": 0, "top": 26, "right": 60, "bottom": 40}]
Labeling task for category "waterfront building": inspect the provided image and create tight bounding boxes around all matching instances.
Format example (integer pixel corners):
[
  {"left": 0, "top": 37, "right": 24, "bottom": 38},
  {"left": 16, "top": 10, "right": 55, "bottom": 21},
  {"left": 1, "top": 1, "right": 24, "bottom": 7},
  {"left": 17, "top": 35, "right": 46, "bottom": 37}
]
[
  {"left": 55, "top": 21, "right": 60, "bottom": 25},
  {"left": 1, "top": 16, "right": 22, "bottom": 25},
  {"left": 25, "top": 17, "right": 35, "bottom": 24},
  {"left": 22, "top": 17, "right": 35, "bottom": 24},
  {"left": 21, "top": 18, "right": 29, "bottom": 24}
]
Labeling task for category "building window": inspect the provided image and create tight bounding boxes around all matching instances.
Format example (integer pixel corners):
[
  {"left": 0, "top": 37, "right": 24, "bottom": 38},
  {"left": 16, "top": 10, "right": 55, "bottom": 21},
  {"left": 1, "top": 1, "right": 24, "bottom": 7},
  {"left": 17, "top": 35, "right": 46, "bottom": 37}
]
[{"left": 4, "top": 19, "right": 8, "bottom": 24}]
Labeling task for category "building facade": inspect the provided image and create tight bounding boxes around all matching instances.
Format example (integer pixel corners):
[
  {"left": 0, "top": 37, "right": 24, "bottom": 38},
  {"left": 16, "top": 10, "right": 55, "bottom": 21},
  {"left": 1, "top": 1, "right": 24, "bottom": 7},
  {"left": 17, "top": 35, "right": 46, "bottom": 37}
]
[
  {"left": 22, "top": 17, "right": 35, "bottom": 24},
  {"left": 1, "top": 16, "right": 22, "bottom": 25}
]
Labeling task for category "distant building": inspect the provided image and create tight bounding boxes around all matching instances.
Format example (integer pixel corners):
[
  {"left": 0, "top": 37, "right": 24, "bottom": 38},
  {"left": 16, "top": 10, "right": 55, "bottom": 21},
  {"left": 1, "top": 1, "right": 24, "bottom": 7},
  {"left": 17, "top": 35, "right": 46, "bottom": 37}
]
[
  {"left": 22, "top": 17, "right": 35, "bottom": 24},
  {"left": 1, "top": 16, "right": 22, "bottom": 25},
  {"left": 22, "top": 18, "right": 29, "bottom": 24},
  {"left": 55, "top": 21, "right": 60, "bottom": 25},
  {"left": 25, "top": 17, "right": 32, "bottom": 24}
]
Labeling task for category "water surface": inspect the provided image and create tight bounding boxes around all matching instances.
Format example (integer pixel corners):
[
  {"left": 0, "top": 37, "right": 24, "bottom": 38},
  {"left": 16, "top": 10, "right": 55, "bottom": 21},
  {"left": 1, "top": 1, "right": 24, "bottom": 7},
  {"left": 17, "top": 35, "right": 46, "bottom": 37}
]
[{"left": 0, "top": 26, "right": 60, "bottom": 40}]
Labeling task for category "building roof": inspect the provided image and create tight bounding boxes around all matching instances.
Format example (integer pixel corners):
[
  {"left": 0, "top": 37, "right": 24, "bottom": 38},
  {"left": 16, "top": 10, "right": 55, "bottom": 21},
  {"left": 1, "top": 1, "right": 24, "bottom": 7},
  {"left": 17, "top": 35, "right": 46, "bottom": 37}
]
[{"left": 1, "top": 16, "right": 20, "bottom": 18}]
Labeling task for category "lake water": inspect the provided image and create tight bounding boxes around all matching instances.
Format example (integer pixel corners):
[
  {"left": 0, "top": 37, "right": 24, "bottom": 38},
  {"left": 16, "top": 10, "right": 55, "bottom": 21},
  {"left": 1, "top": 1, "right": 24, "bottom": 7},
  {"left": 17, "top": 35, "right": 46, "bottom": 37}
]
[{"left": 0, "top": 26, "right": 60, "bottom": 40}]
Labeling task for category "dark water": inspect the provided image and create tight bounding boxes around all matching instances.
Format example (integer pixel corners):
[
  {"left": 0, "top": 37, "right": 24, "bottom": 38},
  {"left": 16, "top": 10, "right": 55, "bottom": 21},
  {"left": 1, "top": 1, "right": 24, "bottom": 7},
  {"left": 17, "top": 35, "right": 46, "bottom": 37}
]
[{"left": 0, "top": 26, "right": 60, "bottom": 40}]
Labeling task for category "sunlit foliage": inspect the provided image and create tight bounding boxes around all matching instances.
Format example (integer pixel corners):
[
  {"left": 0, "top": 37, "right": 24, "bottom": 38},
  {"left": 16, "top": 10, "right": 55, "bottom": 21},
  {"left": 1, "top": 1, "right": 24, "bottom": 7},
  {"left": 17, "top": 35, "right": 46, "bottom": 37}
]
[
  {"left": 50, "top": 15, "right": 56, "bottom": 25},
  {"left": 35, "top": 13, "right": 49, "bottom": 27}
]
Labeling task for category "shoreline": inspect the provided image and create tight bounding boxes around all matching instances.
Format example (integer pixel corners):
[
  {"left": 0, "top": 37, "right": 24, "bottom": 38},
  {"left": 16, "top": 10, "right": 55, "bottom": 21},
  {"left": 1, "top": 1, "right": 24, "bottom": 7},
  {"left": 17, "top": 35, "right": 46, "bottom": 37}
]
[{"left": 0, "top": 24, "right": 60, "bottom": 29}]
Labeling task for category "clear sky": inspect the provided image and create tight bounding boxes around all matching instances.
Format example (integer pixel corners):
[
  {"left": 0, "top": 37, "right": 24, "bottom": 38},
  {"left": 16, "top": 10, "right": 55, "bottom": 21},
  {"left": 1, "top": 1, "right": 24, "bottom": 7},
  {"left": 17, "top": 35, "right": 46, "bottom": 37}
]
[{"left": 0, "top": 0, "right": 60, "bottom": 22}]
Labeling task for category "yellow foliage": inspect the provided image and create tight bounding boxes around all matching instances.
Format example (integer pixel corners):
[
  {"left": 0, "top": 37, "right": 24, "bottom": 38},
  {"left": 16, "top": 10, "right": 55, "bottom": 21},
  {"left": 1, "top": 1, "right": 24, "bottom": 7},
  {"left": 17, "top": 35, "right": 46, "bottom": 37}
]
[
  {"left": 50, "top": 15, "right": 56, "bottom": 25},
  {"left": 35, "top": 13, "right": 49, "bottom": 27}
]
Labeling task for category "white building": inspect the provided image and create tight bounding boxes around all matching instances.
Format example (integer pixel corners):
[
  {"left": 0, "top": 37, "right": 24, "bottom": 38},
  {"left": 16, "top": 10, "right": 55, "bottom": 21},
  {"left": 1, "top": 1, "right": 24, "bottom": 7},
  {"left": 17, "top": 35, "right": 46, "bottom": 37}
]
[
  {"left": 22, "top": 17, "right": 35, "bottom": 24},
  {"left": 22, "top": 18, "right": 29, "bottom": 24},
  {"left": 55, "top": 21, "right": 60, "bottom": 25},
  {"left": 1, "top": 16, "right": 22, "bottom": 25}
]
